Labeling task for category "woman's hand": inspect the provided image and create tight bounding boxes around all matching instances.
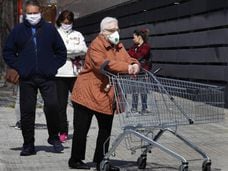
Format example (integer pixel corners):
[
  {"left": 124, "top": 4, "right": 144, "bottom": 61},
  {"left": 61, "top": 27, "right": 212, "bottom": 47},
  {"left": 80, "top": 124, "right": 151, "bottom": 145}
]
[
  {"left": 128, "top": 64, "right": 140, "bottom": 75},
  {"left": 132, "top": 64, "right": 140, "bottom": 74},
  {"left": 128, "top": 64, "right": 134, "bottom": 74}
]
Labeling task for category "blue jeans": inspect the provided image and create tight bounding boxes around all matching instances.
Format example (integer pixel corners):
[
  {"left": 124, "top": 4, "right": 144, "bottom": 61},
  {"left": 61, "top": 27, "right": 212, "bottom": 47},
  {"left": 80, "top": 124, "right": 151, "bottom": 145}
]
[{"left": 132, "top": 93, "right": 147, "bottom": 110}]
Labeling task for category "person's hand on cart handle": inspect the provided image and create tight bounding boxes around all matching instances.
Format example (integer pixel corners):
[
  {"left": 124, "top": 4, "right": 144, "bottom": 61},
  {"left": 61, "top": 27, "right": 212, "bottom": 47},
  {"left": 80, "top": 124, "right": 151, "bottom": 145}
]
[
  {"left": 128, "top": 64, "right": 140, "bottom": 75},
  {"left": 132, "top": 63, "right": 140, "bottom": 75},
  {"left": 128, "top": 65, "right": 134, "bottom": 74}
]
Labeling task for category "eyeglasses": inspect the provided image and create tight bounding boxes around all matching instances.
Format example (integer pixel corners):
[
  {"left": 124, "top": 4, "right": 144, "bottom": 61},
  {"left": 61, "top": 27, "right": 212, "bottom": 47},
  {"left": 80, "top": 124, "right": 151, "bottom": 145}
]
[{"left": 104, "top": 28, "right": 120, "bottom": 33}]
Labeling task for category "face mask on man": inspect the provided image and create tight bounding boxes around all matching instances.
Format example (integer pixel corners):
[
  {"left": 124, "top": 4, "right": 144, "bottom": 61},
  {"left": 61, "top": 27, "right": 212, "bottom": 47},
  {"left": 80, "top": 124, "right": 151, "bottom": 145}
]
[
  {"left": 61, "top": 23, "right": 73, "bottom": 32},
  {"left": 26, "top": 13, "right": 41, "bottom": 25},
  {"left": 107, "top": 31, "right": 120, "bottom": 45}
]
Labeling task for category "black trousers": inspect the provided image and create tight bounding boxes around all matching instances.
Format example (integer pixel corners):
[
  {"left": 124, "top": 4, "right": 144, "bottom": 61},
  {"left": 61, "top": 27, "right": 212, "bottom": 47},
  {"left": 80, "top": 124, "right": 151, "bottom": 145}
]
[
  {"left": 55, "top": 77, "right": 76, "bottom": 134},
  {"left": 71, "top": 102, "right": 114, "bottom": 164},
  {"left": 19, "top": 75, "right": 60, "bottom": 146}
]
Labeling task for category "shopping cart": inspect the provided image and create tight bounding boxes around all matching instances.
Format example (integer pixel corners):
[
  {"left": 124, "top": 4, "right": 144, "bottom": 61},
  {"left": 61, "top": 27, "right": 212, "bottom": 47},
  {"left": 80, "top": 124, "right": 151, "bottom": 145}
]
[{"left": 99, "top": 64, "right": 224, "bottom": 171}]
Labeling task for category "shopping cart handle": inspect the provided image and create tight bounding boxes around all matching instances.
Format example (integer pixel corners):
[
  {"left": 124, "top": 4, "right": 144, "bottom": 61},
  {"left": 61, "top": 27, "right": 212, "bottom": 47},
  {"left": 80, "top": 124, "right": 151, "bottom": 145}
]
[
  {"left": 153, "top": 68, "right": 161, "bottom": 74},
  {"left": 100, "top": 60, "right": 110, "bottom": 75}
]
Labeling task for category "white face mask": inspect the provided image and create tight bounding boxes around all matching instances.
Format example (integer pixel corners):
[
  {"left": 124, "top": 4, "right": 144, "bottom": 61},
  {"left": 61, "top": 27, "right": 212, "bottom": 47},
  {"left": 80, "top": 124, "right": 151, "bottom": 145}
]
[
  {"left": 107, "top": 31, "right": 120, "bottom": 45},
  {"left": 26, "top": 13, "right": 41, "bottom": 25},
  {"left": 61, "top": 23, "right": 73, "bottom": 32}
]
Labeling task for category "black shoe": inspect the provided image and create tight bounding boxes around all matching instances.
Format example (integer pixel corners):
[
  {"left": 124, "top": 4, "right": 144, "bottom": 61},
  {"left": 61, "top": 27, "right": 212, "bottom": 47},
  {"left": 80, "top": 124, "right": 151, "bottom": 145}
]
[
  {"left": 96, "top": 163, "right": 120, "bottom": 171},
  {"left": 68, "top": 158, "right": 90, "bottom": 169},
  {"left": 20, "top": 144, "right": 36, "bottom": 156},
  {"left": 47, "top": 138, "right": 64, "bottom": 153}
]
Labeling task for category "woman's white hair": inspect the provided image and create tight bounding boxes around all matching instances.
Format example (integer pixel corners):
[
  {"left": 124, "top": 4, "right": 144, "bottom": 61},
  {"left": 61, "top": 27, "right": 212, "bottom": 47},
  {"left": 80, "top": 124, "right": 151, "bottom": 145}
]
[{"left": 100, "top": 17, "right": 118, "bottom": 33}]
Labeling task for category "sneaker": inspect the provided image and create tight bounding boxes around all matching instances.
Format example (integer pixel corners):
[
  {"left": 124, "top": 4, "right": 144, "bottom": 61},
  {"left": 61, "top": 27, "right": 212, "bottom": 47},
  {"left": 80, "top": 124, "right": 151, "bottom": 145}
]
[
  {"left": 59, "top": 133, "right": 68, "bottom": 143},
  {"left": 130, "top": 108, "right": 140, "bottom": 114},
  {"left": 20, "top": 144, "right": 36, "bottom": 156},
  {"left": 131, "top": 108, "right": 138, "bottom": 112},
  {"left": 15, "top": 121, "right": 21, "bottom": 130},
  {"left": 141, "top": 109, "right": 150, "bottom": 114},
  {"left": 47, "top": 138, "right": 64, "bottom": 153}
]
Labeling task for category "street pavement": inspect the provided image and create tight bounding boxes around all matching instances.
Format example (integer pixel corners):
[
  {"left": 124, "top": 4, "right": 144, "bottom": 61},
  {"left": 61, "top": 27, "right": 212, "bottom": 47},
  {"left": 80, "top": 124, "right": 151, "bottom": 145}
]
[{"left": 0, "top": 82, "right": 228, "bottom": 171}]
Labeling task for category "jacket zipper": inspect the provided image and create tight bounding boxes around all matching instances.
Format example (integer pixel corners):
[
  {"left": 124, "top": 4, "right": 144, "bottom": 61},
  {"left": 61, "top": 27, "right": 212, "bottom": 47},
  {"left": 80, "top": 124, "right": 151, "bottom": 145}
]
[
  {"left": 32, "top": 28, "right": 38, "bottom": 73},
  {"left": 35, "top": 46, "right": 38, "bottom": 73}
]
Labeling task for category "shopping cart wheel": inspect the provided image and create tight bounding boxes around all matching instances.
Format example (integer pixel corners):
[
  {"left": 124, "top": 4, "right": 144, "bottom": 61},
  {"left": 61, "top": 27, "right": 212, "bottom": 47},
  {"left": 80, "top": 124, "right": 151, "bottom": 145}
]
[
  {"left": 179, "top": 164, "right": 188, "bottom": 171},
  {"left": 137, "top": 155, "right": 147, "bottom": 169},
  {"left": 202, "top": 160, "right": 211, "bottom": 171},
  {"left": 100, "top": 160, "right": 110, "bottom": 171}
]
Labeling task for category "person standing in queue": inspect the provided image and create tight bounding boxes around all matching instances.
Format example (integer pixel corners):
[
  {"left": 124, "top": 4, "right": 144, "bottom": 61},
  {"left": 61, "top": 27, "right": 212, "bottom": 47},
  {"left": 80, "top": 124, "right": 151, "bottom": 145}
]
[
  {"left": 3, "top": 0, "right": 67, "bottom": 156},
  {"left": 55, "top": 10, "right": 88, "bottom": 143},
  {"left": 128, "top": 28, "right": 151, "bottom": 113},
  {"left": 68, "top": 17, "right": 140, "bottom": 170}
]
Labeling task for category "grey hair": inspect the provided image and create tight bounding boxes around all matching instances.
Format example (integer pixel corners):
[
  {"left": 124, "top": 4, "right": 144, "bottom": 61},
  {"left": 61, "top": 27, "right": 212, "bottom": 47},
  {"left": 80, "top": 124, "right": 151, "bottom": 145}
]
[
  {"left": 100, "top": 17, "right": 118, "bottom": 33},
  {"left": 25, "top": 0, "right": 41, "bottom": 8}
]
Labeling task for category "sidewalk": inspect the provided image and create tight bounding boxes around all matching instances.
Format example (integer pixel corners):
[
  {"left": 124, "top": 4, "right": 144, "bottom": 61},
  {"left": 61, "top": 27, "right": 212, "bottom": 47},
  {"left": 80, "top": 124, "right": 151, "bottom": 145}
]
[
  {"left": 0, "top": 105, "right": 228, "bottom": 171},
  {"left": 0, "top": 79, "right": 228, "bottom": 171}
]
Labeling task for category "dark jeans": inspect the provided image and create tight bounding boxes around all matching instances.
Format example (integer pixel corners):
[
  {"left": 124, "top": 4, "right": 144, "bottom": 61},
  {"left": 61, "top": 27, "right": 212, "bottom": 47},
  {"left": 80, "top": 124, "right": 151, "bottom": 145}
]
[
  {"left": 132, "top": 93, "right": 147, "bottom": 110},
  {"left": 55, "top": 77, "right": 76, "bottom": 134},
  {"left": 19, "top": 75, "right": 60, "bottom": 146},
  {"left": 70, "top": 102, "right": 114, "bottom": 164}
]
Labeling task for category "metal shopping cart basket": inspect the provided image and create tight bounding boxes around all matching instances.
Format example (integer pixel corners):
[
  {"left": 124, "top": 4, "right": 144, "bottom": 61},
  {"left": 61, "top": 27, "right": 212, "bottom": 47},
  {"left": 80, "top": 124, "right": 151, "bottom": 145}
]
[{"left": 99, "top": 66, "right": 224, "bottom": 171}]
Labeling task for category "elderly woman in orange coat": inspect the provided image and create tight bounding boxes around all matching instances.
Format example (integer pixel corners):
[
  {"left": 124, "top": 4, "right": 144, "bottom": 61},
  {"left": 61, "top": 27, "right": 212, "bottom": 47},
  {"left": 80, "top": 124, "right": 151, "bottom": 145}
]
[{"left": 68, "top": 17, "right": 140, "bottom": 170}]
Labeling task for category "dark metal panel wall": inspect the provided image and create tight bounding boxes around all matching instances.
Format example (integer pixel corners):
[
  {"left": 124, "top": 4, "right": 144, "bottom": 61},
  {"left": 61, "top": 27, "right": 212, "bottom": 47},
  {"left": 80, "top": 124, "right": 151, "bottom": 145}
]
[{"left": 74, "top": 0, "right": 228, "bottom": 107}]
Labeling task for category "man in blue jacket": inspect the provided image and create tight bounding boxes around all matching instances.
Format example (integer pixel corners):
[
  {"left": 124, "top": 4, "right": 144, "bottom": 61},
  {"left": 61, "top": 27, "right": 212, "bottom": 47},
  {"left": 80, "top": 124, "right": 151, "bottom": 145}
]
[{"left": 3, "top": 0, "right": 67, "bottom": 156}]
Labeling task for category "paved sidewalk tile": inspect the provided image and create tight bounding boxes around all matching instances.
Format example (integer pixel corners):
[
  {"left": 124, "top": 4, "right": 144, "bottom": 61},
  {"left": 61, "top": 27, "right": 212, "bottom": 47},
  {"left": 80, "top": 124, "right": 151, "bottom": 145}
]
[{"left": 0, "top": 106, "right": 228, "bottom": 171}]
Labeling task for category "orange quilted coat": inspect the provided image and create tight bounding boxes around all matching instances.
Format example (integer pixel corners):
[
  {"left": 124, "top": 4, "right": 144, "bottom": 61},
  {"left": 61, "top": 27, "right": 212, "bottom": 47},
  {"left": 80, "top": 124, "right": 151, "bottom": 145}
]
[{"left": 71, "top": 34, "right": 140, "bottom": 115}]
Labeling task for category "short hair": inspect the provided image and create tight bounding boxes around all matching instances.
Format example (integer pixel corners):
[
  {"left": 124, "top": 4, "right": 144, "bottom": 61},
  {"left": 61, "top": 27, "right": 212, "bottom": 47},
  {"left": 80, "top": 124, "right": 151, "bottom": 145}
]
[
  {"left": 25, "top": 0, "right": 41, "bottom": 8},
  {"left": 100, "top": 17, "right": 118, "bottom": 33},
  {"left": 56, "top": 10, "right": 74, "bottom": 27}
]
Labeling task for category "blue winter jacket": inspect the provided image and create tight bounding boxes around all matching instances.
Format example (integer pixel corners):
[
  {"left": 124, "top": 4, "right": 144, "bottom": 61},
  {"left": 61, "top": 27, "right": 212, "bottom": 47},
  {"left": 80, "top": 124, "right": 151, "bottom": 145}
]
[{"left": 3, "top": 18, "right": 67, "bottom": 79}]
